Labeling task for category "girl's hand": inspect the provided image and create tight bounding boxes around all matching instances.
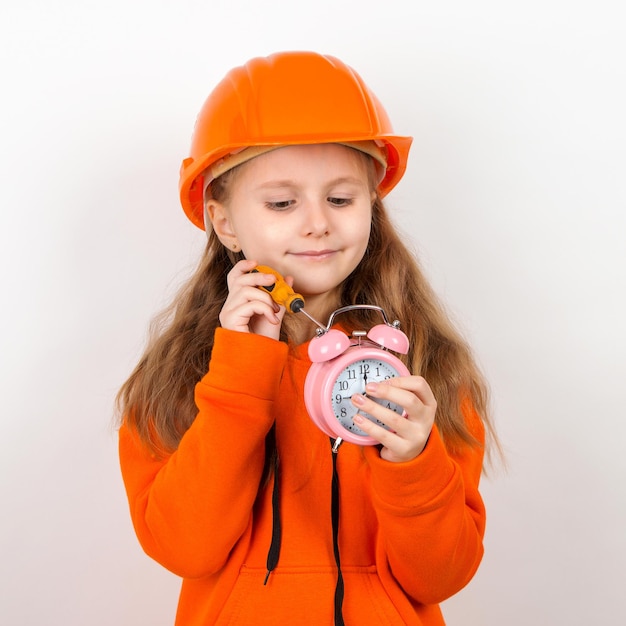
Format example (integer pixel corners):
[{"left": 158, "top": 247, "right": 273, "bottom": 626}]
[
  {"left": 351, "top": 376, "right": 437, "bottom": 463},
  {"left": 219, "top": 260, "right": 289, "bottom": 340}
]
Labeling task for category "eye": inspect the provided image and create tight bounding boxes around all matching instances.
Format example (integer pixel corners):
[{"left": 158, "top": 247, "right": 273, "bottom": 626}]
[
  {"left": 327, "top": 197, "right": 353, "bottom": 207},
  {"left": 265, "top": 199, "right": 295, "bottom": 211}
]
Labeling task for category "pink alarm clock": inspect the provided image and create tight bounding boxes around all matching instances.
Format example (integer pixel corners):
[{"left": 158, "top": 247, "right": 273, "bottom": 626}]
[{"left": 304, "top": 305, "right": 411, "bottom": 446}]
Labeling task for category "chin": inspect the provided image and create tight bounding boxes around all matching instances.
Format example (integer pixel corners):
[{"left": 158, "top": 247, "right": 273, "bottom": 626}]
[{"left": 297, "top": 282, "right": 342, "bottom": 305}]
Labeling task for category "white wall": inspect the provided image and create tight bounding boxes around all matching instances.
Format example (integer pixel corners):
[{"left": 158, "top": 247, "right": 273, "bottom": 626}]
[{"left": 1, "top": 1, "right": 624, "bottom": 624}]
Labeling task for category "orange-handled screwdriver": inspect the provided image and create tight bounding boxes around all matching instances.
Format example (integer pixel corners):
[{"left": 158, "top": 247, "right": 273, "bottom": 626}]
[
  {"left": 251, "top": 265, "right": 305, "bottom": 313},
  {"left": 251, "top": 265, "right": 325, "bottom": 329}
]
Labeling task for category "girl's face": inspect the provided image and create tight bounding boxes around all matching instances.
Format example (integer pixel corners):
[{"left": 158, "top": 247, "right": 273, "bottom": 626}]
[{"left": 207, "top": 143, "right": 375, "bottom": 311}]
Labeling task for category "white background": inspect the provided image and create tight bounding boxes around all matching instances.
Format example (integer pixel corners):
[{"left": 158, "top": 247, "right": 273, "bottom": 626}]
[{"left": 1, "top": 1, "right": 624, "bottom": 624}]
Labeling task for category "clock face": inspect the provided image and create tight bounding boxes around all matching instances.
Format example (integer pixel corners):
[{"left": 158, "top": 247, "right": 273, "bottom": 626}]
[{"left": 331, "top": 357, "right": 405, "bottom": 436}]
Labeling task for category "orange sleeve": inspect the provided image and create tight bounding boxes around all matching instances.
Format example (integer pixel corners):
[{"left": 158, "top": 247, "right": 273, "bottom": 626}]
[
  {"left": 363, "top": 402, "right": 486, "bottom": 605},
  {"left": 118, "top": 329, "right": 289, "bottom": 578}
]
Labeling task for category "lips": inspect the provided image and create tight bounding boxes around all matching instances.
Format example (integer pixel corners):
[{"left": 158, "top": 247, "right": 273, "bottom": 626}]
[{"left": 291, "top": 249, "right": 337, "bottom": 257}]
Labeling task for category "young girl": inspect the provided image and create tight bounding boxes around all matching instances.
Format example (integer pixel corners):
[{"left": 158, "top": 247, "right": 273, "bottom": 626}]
[{"left": 117, "top": 51, "right": 497, "bottom": 625}]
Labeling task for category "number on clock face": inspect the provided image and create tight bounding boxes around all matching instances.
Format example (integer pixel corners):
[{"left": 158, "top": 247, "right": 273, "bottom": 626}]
[{"left": 331, "top": 358, "right": 405, "bottom": 435}]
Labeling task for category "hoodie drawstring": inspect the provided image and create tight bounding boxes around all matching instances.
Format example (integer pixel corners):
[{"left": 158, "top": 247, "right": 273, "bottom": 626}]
[
  {"left": 264, "top": 453, "right": 281, "bottom": 585},
  {"left": 330, "top": 438, "right": 345, "bottom": 625}
]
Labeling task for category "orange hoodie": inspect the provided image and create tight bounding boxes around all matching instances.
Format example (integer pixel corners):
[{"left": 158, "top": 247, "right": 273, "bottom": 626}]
[{"left": 119, "top": 328, "right": 486, "bottom": 625}]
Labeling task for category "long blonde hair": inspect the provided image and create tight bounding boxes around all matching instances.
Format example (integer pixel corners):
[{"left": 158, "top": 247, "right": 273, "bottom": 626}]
[{"left": 117, "top": 162, "right": 498, "bottom": 462}]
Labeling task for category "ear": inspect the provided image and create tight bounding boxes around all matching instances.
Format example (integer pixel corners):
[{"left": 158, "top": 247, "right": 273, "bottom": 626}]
[{"left": 205, "top": 200, "right": 240, "bottom": 250}]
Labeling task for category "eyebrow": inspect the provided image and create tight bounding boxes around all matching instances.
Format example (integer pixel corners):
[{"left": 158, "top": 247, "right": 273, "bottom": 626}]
[{"left": 255, "top": 176, "right": 367, "bottom": 190}]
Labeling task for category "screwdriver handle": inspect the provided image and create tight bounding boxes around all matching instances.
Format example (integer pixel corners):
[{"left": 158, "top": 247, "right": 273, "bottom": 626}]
[{"left": 252, "top": 265, "right": 305, "bottom": 313}]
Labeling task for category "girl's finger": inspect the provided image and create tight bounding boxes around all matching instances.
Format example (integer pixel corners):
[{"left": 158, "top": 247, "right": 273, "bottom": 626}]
[
  {"left": 365, "top": 377, "right": 437, "bottom": 415},
  {"left": 228, "top": 260, "right": 277, "bottom": 290}
]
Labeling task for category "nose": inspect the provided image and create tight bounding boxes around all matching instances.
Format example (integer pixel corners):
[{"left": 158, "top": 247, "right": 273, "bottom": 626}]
[{"left": 302, "top": 199, "right": 330, "bottom": 237}]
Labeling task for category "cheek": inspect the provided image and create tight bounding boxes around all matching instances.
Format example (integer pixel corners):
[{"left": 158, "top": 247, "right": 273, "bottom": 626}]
[
  {"left": 235, "top": 220, "right": 288, "bottom": 256},
  {"left": 248, "top": 224, "right": 289, "bottom": 249},
  {"left": 355, "top": 214, "right": 373, "bottom": 249},
  {"left": 344, "top": 219, "right": 372, "bottom": 271}
]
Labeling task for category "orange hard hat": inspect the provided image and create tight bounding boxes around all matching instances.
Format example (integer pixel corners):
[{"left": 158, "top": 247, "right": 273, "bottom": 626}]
[{"left": 179, "top": 51, "right": 413, "bottom": 230}]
